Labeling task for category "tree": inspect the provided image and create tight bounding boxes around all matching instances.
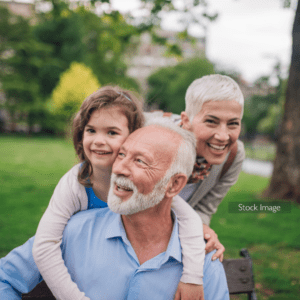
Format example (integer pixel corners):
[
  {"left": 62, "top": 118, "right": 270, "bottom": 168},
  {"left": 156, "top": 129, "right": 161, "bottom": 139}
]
[
  {"left": 147, "top": 57, "right": 214, "bottom": 114},
  {"left": 263, "top": 0, "right": 300, "bottom": 203},
  {"left": 0, "top": 6, "right": 54, "bottom": 132},
  {"left": 48, "top": 62, "right": 100, "bottom": 134}
]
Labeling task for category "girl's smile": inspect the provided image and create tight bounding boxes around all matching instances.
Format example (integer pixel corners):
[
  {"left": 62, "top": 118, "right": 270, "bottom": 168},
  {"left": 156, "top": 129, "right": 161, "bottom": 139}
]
[{"left": 83, "top": 106, "right": 130, "bottom": 171}]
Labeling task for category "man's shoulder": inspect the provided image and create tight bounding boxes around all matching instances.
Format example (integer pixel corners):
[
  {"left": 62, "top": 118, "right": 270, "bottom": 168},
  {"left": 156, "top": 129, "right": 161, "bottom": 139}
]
[
  {"left": 204, "top": 250, "right": 224, "bottom": 272},
  {"left": 65, "top": 208, "right": 115, "bottom": 231}
]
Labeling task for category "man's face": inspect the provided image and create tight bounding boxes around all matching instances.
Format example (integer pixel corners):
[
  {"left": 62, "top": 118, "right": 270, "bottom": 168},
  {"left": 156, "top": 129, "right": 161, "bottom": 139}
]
[
  {"left": 182, "top": 100, "right": 242, "bottom": 165},
  {"left": 107, "top": 126, "right": 182, "bottom": 215}
]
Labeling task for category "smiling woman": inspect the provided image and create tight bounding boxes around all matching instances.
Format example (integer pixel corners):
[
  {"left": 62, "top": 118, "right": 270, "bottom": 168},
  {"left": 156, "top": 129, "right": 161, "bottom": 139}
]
[
  {"left": 182, "top": 100, "right": 242, "bottom": 165},
  {"left": 171, "top": 74, "right": 246, "bottom": 262}
]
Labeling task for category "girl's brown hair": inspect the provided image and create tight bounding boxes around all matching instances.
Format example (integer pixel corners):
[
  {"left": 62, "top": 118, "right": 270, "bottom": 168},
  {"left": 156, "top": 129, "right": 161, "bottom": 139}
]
[{"left": 72, "top": 85, "right": 145, "bottom": 186}]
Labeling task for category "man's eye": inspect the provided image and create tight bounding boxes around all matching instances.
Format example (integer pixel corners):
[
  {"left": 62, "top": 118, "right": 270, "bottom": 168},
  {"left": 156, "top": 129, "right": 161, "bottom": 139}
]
[
  {"left": 118, "top": 152, "right": 125, "bottom": 157},
  {"left": 137, "top": 159, "right": 146, "bottom": 165}
]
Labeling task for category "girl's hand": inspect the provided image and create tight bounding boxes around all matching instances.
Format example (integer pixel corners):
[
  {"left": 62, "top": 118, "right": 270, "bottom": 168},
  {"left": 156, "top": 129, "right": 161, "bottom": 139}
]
[
  {"left": 174, "top": 282, "right": 204, "bottom": 300},
  {"left": 203, "top": 224, "right": 225, "bottom": 262}
]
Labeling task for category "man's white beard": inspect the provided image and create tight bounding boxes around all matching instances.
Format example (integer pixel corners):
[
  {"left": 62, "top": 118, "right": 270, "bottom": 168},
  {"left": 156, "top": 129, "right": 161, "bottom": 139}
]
[{"left": 108, "top": 173, "right": 170, "bottom": 215}]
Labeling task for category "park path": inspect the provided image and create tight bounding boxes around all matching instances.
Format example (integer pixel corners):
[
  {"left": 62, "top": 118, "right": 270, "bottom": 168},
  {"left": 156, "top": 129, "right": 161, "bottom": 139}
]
[{"left": 242, "top": 158, "right": 273, "bottom": 177}]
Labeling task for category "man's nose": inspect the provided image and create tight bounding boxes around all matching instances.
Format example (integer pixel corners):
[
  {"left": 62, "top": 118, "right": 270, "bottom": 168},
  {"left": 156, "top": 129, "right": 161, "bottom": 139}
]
[
  {"left": 112, "top": 157, "right": 131, "bottom": 177},
  {"left": 214, "top": 125, "right": 230, "bottom": 141}
]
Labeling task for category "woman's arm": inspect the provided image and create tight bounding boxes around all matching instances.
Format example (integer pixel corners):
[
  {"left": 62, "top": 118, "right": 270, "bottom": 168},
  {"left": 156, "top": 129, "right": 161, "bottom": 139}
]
[
  {"left": 32, "top": 164, "right": 90, "bottom": 300},
  {"left": 193, "top": 140, "right": 245, "bottom": 226},
  {"left": 192, "top": 141, "right": 245, "bottom": 261}
]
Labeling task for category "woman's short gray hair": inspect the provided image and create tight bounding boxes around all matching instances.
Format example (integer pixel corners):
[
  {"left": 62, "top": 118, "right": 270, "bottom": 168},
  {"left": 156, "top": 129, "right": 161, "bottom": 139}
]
[
  {"left": 145, "top": 117, "right": 196, "bottom": 179},
  {"left": 185, "top": 74, "right": 244, "bottom": 122}
]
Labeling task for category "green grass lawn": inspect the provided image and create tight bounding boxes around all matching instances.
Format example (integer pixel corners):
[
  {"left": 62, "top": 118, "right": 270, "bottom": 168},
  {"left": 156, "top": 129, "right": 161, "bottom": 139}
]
[{"left": 1, "top": 136, "right": 299, "bottom": 299}]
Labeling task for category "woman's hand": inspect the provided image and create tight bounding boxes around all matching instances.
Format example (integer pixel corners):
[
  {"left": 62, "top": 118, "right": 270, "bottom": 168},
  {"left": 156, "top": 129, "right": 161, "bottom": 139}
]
[
  {"left": 174, "top": 282, "right": 204, "bottom": 300},
  {"left": 203, "top": 224, "right": 225, "bottom": 262}
]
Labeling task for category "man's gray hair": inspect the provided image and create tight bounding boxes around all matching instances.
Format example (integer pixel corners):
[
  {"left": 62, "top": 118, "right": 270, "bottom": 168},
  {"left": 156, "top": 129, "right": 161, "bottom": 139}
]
[
  {"left": 185, "top": 74, "right": 244, "bottom": 122},
  {"left": 145, "top": 117, "right": 196, "bottom": 179}
]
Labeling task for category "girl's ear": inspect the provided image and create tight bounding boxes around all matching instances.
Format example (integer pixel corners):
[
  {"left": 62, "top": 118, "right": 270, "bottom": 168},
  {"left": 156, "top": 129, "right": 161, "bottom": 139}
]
[
  {"left": 165, "top": 173, "right": 187, "bottom": 198},
  {"left": 180, "top": 112, "right": 192, "bottom": 130}
]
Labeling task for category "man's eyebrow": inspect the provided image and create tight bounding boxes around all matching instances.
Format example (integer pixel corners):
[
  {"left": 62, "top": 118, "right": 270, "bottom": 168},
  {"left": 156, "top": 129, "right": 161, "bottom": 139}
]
[{"left": 119, "top": 144, "right": 153, "bottom": 162}]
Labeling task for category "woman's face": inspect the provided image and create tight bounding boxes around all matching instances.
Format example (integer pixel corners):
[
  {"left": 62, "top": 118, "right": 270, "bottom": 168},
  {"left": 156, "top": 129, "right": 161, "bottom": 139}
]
[{"left": 182, "top": 100, "right": 242, "bottom": 165}]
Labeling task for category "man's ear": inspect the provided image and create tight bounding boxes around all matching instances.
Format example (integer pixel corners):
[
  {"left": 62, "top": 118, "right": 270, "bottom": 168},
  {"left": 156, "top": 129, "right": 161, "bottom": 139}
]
[
  {"left": 165, "top": 173, "right": 187, "bottom": 198},
  {"left": 180, "top": 112, "right": 192, "bottom": 130}
]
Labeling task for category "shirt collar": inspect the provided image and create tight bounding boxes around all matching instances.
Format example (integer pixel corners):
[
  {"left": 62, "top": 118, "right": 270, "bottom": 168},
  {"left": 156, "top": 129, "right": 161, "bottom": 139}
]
[
  {"left": 104, "top": 210, "right": 182, "bottom": 264},
  {"left": 164, "top": 210, "right": 182, "bottom": 263},
  {"left": 105, "top": 212, "right": 126, "bottom": 240}
]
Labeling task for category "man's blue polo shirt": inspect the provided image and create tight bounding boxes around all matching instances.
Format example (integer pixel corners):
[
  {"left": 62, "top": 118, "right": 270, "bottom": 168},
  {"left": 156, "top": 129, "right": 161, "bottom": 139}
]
[{"left": 0, "top": 208, "right": 229, "bottom": 299}]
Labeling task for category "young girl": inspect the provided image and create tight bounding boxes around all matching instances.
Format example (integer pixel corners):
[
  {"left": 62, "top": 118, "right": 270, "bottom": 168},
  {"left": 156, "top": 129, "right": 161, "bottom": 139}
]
[{"left": 32, "top": 86, "right": 205, "bottom": 300}]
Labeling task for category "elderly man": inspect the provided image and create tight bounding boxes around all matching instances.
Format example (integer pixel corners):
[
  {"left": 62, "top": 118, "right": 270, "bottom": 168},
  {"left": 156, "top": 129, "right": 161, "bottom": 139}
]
[{"left": 0, "top": 120, "right": 229, "bottom": 300}]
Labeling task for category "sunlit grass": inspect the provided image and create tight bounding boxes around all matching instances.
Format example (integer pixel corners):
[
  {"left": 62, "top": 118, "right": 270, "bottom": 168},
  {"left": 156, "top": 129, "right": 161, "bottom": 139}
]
[{"left": 212, "top": 172, "right": 300, "bottom": 299}]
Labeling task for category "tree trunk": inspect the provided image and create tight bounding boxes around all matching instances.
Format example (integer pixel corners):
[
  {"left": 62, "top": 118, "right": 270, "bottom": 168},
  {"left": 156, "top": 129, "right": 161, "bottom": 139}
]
[{"left": 263, "top": 0, "right": 300, "bottom": 203}]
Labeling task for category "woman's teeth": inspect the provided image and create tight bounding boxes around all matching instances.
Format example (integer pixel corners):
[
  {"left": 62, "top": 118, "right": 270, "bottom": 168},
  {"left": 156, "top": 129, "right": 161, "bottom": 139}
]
[{"left": 208, "top": 143, "right": 226, "bottom": 150}]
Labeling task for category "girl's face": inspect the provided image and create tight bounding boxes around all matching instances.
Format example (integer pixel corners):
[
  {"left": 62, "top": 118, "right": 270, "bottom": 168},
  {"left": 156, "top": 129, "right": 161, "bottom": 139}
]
[
  {"left": 83, "top": 107, "right": 130, "bottom": 172},
  {"left": 182, "top": 100, "right": 242, "bottom": 165}
]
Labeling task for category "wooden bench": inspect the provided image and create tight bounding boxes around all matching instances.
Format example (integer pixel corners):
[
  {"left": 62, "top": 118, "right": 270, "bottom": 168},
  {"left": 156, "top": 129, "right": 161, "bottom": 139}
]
[
  {"left": 222, "top": 249, "right": 257, "bottom": 299},
  {"left": 22, "top": 249, "right": 257, "bottom": 299}
]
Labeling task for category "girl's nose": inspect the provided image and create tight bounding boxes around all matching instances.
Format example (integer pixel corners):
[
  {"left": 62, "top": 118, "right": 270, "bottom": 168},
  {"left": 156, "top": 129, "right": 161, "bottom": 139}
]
[{"left": 93, "top": 134, "right": 106, "bottom": 145}]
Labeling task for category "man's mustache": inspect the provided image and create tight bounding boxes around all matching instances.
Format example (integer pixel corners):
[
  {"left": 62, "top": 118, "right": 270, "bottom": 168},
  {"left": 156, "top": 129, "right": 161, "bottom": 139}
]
[{"left": 111, "top": 174, "right": 136, "bottom": 192}]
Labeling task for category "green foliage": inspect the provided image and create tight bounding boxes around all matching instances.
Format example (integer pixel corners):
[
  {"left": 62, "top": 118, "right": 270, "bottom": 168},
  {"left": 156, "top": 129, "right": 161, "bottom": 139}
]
[
  {"left": 0, "top": 6, "right": 55, "bottom": 131},
  {"left": 243, "top": 61, "right": 286, "bottom": 140},
  {"left": 77, "top": 8, "right": 140, "bottom": 91},
  {"left": 49, "top": 62, "right": 100, "bottom": 133},
  {"left": 33, "top": 3, "right": 86, "bottom": 97},
  {"left": 257, "top": 79, "right": 287, "bottom": 137},
  {"left": 1, "top": 0, "right": 214, "bottom": 134},
  {"left": 147, "top": 57, "right": 214, "bottom": 113}
]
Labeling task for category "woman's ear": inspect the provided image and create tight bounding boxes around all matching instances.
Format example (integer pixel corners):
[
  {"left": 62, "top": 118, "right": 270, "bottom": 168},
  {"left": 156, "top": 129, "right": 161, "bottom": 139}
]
[
  {"left": 165, "top": 173, "right": 187, "bottom": 198},
  {"left": 180, "top": 112, "right": 192, "bottom": 130}
]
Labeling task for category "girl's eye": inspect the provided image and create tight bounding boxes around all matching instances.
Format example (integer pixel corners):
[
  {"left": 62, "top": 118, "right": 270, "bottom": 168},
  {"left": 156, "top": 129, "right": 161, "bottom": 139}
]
[
  {"left": 108, "top": 131, "right": 118, "bottom": 136},
  {"left": 86, "top": 128, "right": 95, "bottom": 133}
]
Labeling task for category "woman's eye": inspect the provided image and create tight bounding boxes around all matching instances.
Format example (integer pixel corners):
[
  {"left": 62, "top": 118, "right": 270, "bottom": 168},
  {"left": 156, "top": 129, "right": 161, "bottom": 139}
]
[
  {"left": 205, "top": 119, "right": 216, "bottom": 124},
  {"left": 118, "top": 152, "right": 125, "bottom": 157},
  {"left": 229, "top": 122, "right": 240, "bottom": 126}
]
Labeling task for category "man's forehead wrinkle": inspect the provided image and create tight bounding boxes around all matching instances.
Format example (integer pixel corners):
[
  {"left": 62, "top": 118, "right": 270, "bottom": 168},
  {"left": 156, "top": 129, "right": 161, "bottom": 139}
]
[{"left": 124, "top": 126, "right": 182, "bottom": 168}]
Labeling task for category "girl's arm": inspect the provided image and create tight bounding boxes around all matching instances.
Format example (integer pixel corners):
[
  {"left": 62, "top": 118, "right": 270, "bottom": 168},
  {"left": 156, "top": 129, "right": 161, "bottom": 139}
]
[
  {"left": 172, "top": 195, "right": 205, "bottom": 285},
  {"left": 32, "top": 164, "right": 90, "bottom": 300}
]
